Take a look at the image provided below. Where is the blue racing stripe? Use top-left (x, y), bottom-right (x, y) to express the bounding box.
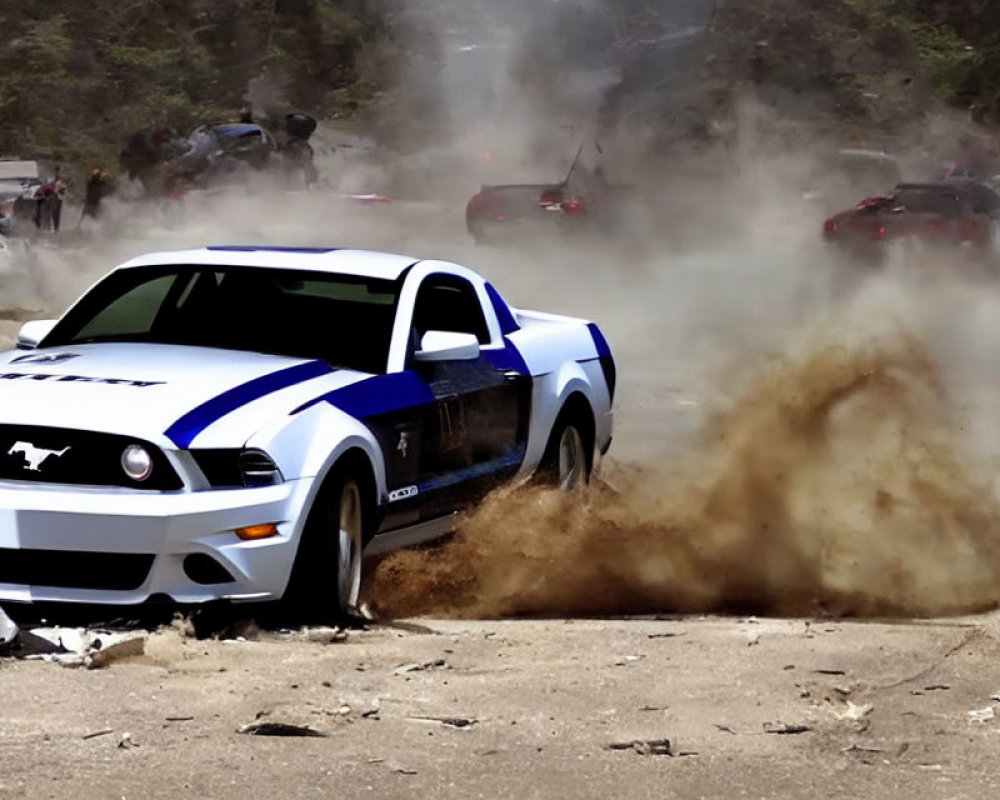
top-left (206, 245), bottom-right (339, 254)
top-left (292, 370), bottom-right (435, 418)
top-left (586, 322), bottom-right (612, 358)
top-left (485, 283), bottom-right (520, 334)
top-left (481, 339), bottom-right (530, 375)
top-left (166, 360), bottom-right (333, 447)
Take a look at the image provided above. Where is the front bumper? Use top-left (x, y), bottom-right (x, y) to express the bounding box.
top-left (0, 477), bottom-right (314, 605)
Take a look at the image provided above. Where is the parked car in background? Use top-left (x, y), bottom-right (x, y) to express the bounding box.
top-left (0, 159), bottom-right (41, 205)
top-left (466, 150), bottom-right (643, 244)
top-left (822, 181), bottom-right (999, 256)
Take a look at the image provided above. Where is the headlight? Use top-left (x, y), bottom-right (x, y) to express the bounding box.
top-left (121, 444), bottom-right (153, 482)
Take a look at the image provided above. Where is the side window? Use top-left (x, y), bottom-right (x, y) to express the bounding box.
top-left (412, 275), bottom-right (491, 345)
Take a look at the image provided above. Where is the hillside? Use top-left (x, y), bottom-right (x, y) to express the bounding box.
top-left (706, 0), bottom-right (1000, 133)
top-left (0, 0), bottom-right (381, 173)
top-left (2, 1), bottom-right (999, 181)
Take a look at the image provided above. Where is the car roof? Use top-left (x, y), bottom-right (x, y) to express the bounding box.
top-left (836, 149), bottom-right (896, 162)
top-left (118, 246), bottom-right (425, 281)
top-left (895, 182), bottom-right (968, 194)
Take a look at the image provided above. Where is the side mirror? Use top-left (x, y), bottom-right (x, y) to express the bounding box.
top-left (414, 330), bottom-right (480, 363)
top-left (16, 319), bottom-right (57, 350)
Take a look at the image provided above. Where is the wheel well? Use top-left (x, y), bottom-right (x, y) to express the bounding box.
top-left (555, 392), bottom-right (596, 470)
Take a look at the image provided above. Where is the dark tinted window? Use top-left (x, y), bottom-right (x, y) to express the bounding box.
top-left (894, 191), bottom-right (968, 217)
top-left (412, 274), bottom-right (490, 345)
top-left (46, 265), bottom-right (401, 373)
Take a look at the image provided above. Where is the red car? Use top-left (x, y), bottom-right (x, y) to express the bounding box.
top-left (465, 160), bottom-right (641, 244)
top-left (823, 181), bottom-right (999, 253)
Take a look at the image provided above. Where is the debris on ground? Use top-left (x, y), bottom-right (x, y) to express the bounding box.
top-left (763, 722), bottom-right (813, 734)
top-left (393, 658), bottom-right (448, 675)
top-left (117, 732), bottom-right (137, 749)
top-left (19, 628), bottom-right (147, 668)
top-left (968, 706), bottom-right (996, 724)
top-left (238, 722), bottom-right (329, 737)
top-left (301, 626), bottom-right (349, 644)
top-left (607, 738), bottom-right (674, 755)
top-left (832, 701), bottom-right (874, 722)
top-left (841, 743), bottom-right (886, 764)
top-left (406, 715), bottom-right (478, 729)
top-left (841, 744), bottom-right (885, 754)
top-left (0, 605), bottom-right (18, 647)
top-left (82, 729), bottom-right (115, 741)
top-left (86, 636), bottom-right (146, 669)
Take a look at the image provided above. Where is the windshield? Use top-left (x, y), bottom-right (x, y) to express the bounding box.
top-left (44, 265), bottom-right (401, 374)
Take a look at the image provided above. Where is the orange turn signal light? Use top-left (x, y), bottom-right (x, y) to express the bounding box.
top-left (235, 523), bottom-right (279, 541)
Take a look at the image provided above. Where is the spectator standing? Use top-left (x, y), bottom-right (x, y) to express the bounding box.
top-left (82, 168), bottom-right (108, 220)
top-left (34, 167), bottom-right (66, 232)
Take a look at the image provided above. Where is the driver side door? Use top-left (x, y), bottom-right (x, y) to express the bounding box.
top-left (382, 273), bottom-right (529, 525)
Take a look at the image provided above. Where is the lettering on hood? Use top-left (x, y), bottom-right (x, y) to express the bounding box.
top-left (0, 372), bottom-right (165, 387)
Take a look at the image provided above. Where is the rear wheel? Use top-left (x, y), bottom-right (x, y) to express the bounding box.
top-left (554, 424), bottom-right (587, 490)
top-left (537, 408), bottom-right (593, 490)
top-left (286, 471), bottom-right (365, 622)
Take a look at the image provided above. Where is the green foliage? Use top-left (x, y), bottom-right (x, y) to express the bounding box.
top-left (710, 0), bottom-right (1000, 132)
top-left (0, 0), bottom-right (383, 182)
top-left (843, 0), bottom-right (979, 97)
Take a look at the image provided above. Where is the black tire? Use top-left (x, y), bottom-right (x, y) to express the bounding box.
top-left (537, 408), bottom-right (593, 490)
top-left (285, 469), bottom-right (365, 623)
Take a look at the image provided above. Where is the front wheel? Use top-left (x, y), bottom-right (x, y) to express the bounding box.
top-left (334, 479), bottom-right (363, 613)
top-left (286, 473), bottom-right (365, 622)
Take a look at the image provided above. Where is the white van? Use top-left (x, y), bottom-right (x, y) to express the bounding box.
top-left (0, 159), bottom-right (42, 202)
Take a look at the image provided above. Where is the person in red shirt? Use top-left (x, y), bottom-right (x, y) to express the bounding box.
top-left (33, 167), bottom-right (66, 232)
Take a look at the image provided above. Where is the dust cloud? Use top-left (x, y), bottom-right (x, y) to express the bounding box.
top-left (356, 2), bottom-right (1000, 621)
top-left (370, 289), bottom-right (1000, 619)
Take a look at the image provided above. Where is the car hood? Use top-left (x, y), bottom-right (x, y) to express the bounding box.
top-left (0, 343), bottom-right (368, 447)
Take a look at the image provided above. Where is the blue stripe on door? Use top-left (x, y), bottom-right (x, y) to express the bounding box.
top-left (292, 370), bottom-right (436, 418)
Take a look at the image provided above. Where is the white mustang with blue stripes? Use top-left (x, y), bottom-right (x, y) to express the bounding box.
top-left (0, 246), bottom-right (615, 618)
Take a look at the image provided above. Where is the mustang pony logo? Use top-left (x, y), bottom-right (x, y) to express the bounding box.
top-left (10, 352), bottom-right (80, 365)
top-left (8, 441), bottom-right (71, 471)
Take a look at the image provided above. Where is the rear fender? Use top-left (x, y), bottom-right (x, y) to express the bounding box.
top-left (523, 361), bottom-right (596, 472)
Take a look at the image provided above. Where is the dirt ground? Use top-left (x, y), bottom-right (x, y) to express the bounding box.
top-left (0, 610), bottom-right (999, 799)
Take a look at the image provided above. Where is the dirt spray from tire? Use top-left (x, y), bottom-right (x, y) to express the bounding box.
top-left (368, 299), bottom-right (1000, 619)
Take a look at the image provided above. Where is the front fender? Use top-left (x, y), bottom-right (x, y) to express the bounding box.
top-left (247, 402), bottom-right (387, 502)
